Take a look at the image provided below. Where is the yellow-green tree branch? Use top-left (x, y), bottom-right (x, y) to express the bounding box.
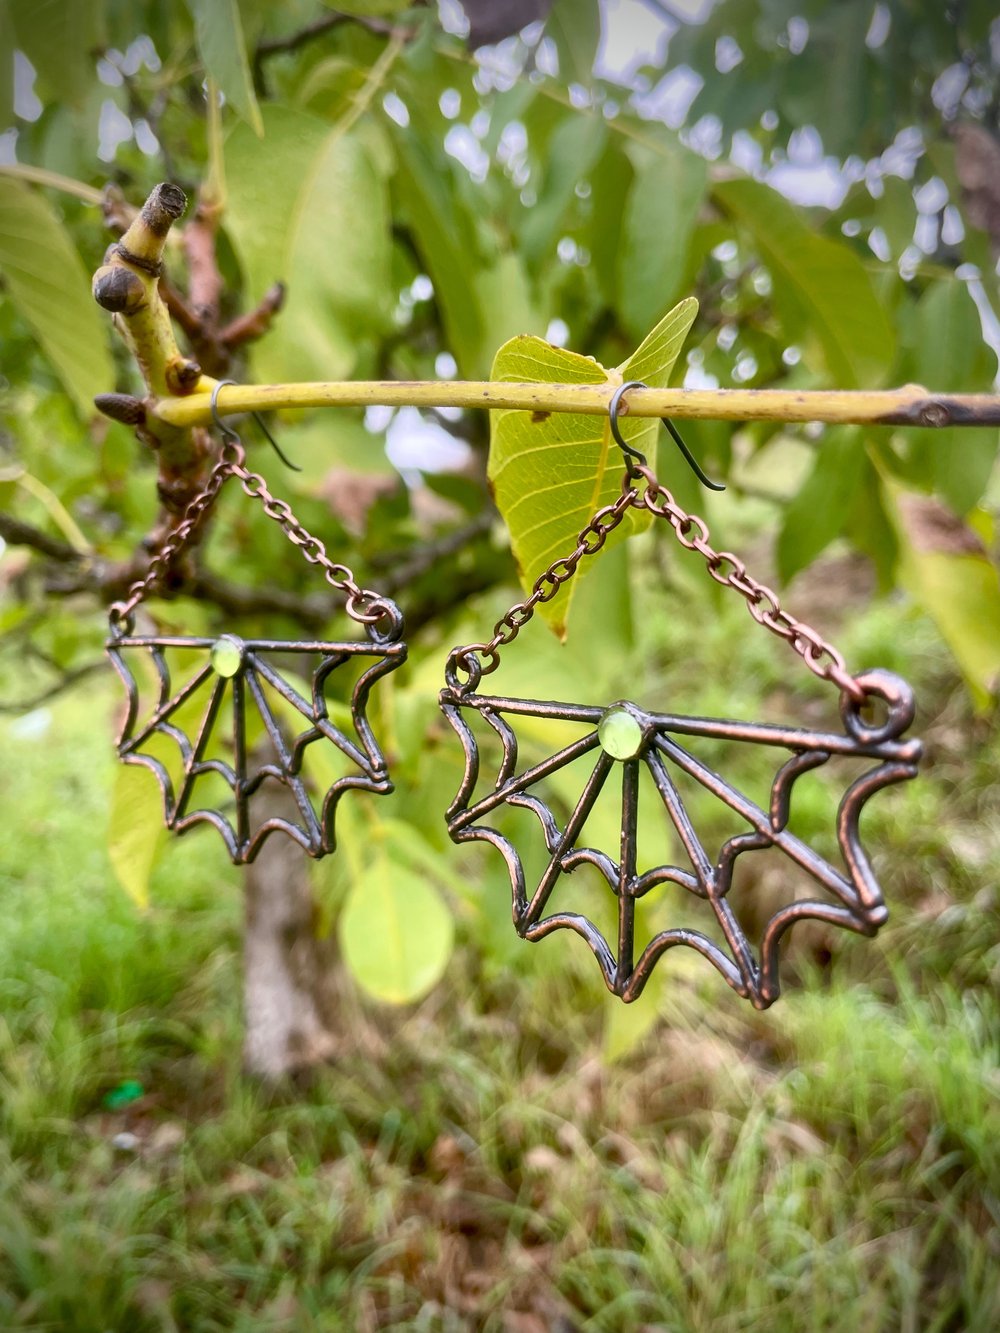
top-left (153, 379), bottom-right (1000, 431)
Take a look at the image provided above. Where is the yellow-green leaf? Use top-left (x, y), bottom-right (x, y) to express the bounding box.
top-left (0, 178), bottom-right (113, 416)
top-left (339, 852), bottom-right (454, 1004)
top-left (185, 0), bottom-right (262, 135)
top-left (107, 765), bottom-right (167, 908)
top-left (488, 297), bottom-right (698, 636)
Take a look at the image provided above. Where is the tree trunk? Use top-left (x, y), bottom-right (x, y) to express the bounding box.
top-left (242, 782), bottom-right (339, 1080)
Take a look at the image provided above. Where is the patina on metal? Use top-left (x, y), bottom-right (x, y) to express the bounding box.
top-left (106, 382), bottom-right (406, 864)
top-left (440, 385), bottom-right (922, 1009)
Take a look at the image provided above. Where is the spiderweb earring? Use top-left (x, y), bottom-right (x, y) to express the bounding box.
top-left (440, 383), bottom-right (921, 1009)
top-left (106, 382), bottom-right (406, 864)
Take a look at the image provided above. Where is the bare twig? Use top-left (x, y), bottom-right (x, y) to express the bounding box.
top-left (0, 661), bottom-right (105, 714)
top-left (0, 513), bottom-right (81, 563)
top-left (219, 282), bottom-right (286, 349)
top-left (373, 511), bottom-right (495, 590)
top-left (252, 8), bottom-right (416, 95)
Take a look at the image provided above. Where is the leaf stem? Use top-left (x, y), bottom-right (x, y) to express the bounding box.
top-left (0, 164), bottom-right (104, 205)
top-left (154, 380), bottom-right (1000, 430)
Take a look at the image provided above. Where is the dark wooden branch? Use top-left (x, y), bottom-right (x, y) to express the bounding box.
top-left (0, 513), bottom-right (82, 563)
top-left (0, 661), bottom-right (105, 714)
top-left (372, 511), bottom-right (495, 591)
top-left (219, 282), bottom-right (286, 349)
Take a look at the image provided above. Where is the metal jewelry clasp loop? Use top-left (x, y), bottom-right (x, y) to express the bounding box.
top-left (608, 379), bottom-right (726, 492)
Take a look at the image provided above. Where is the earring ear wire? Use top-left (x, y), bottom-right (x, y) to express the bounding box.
top-left (609, 379), bottom-right (726, 491)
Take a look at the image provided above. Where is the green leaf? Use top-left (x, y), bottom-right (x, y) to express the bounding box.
top-left (0, 178), bottom-right (113, 417)
top-left (879, 476), bottom-right (1000, 708)
top-left (390, 126), bottom-right (485, 376)
top-left (589, 142), bottom-right (634, 306)
top-left (185, 0), bottom-right (263, 136)
top-left (8, 0), bottom-right (104, 108)
top-left (914, 278), bottom-right (996, 390)
top-left (0, 1), bottom-right (13, 131)
top-left (776, 428), bottom-right (868, 583)
top-left (909, 280), bottom-right (998, 514)
top-left (321, 0), bottom-right (409, 14)
top-left (546, 0), bottom-right (601, 86)
top-left (618, 147), bottom-right (707, 340)
top-left (339, 851), bottom-right (454, 1004)
top-left (902, 549), bottom-right (1000, 709)
top-left (107, 765), bottom-right (167, 909)
top-left (714, 177), bottom-right (895, 387)
top-left (473, 253), bottom-right (544, 378)
top-left (488, 297), bottom-right (698, 636)
top-left (226, 106), bottom-right (391, 383)
top-left (519, 113), bottom-right (607, 267)
top-left (931, 427), bottom-right (998, 518)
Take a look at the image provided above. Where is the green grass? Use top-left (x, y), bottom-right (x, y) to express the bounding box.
top-left (0, 563), bottom-right (998, 1331)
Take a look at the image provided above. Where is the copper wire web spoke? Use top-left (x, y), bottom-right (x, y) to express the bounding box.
top-left (439, 685), bottom-right (922, 1008)
top-left (108, 633), bottom-right (406, 863)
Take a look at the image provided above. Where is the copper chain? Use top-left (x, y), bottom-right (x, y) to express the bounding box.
top-left (449, 466), bottom-right (866, 704)
top-left (109, 438), bottom-right (384, 631)
top-left (449, 487), bottom-right (636, 683)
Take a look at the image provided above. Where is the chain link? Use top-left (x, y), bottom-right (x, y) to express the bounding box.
top-left (109, 433), bottom-right (386, 632)
top-left (449, 463), bottom-right (866, 703)
top-left (633, 462), bottom-right (866, 702)
top-left (447, 487), bottom-right (636, 684)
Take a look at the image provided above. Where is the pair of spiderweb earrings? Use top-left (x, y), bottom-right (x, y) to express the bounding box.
top-left (107, 380), bottom-right (921, 1010)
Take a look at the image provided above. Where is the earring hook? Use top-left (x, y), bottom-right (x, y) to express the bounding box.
top-left (209, 379), bottom-right (302, 471)
top-left (608, 380), bottom-right (725, 492)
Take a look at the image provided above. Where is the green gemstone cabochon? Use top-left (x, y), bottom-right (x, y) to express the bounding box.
top-left (210, 636), bottom-right (244, 678)
top-left (598, 706), bottom-right (644, 760)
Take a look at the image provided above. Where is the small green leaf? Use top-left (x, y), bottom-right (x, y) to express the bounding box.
top-left (776, 428), bottom-right (868, 583)
top-left (488, 297), bottom-right (698, 636)
top-left (226, 107), bottom-right (391, 382)
top-left (8, 0), bottom-right (104, 108)
top-left (339, 852), bottom-right (454, 1004)
top-left (185, 0), bottom-right (262, 135)
top-left (545, 0), bottom-right (601, 86)
top-left (321, 0), bottom-right (409, 14)
top-left (618, 148), bottom-right (707, 340)
top-left (901, 281), bottom-right (999, 513)
top-left (879, 476), bottom-right (1000, 708)
top-left (714, 177), bottom-right (895, 387)
top-left (0, 1), bottom-right (13, 131)
top-left (519, 113), bottom-right (607, 267)
top-left (902, 548), bottom-right (1000, 708)
top-left (108, 765), bottom-right (167, 909)
top-left (473, 253), bottom-right (544, 377)
top-left (0, 178), bottom-right (113, 417)
top-left (391, 126), bottom-right (485, 376)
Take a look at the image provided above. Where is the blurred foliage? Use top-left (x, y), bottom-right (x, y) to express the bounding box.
top-left (0, 0), bottom-right (999, 1002)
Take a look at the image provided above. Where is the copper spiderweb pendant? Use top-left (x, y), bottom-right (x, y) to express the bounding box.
top-left (107, 389), bottom-right (406, 864)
